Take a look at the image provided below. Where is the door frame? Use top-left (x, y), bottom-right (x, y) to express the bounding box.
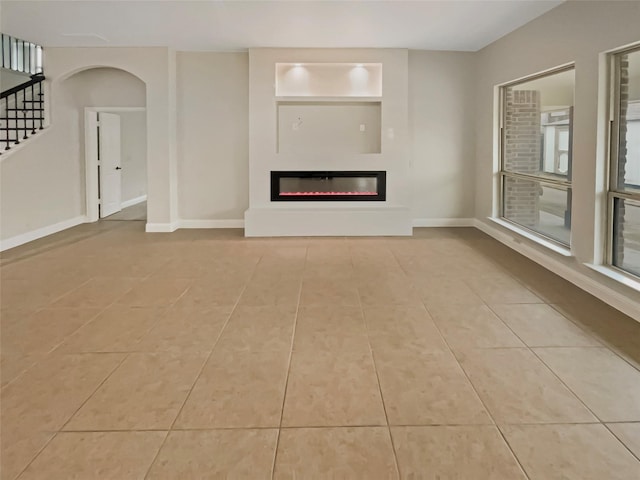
top-left (84, 107), bottom-right (147, 222)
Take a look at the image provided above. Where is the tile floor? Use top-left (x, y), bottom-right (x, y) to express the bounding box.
top-left (1, 222), bottom-right (640, 479)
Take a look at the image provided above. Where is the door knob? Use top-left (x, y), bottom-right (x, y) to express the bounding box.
top-left (115, 166), bottom-right (122, 170)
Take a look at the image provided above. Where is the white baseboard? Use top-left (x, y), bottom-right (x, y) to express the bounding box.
top-left (178, 219), bottom-right (245, 229)
top-left (160, 217), bottom-right (474, 232)
top-left (145, 221), bottom-right (179, 233)
top-left (121, 195), bottom-right (147, 209)
top-left (412, 218), bottom-right (475, 227)
top-left (0, 215), bottom-right (88, 252)
top-left (177, 217), bottom-right (475, 233)
top-left (474, 218), bottom-right (640, 322)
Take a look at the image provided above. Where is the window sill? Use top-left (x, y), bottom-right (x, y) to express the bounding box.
top-left (487, 217), bottom-right (572, 257)
top-left (584, 264), bottom-right (640, 292)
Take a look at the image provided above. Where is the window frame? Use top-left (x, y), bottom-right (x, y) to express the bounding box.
top-left (606, 45), bottom-right (640, 278)
top-left (498, 65), bottom-right (575, 248)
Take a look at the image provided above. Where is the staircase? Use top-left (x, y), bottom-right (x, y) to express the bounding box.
top-left (0, 34), bottom-right (45, 155)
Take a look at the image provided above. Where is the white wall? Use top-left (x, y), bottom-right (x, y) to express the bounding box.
top-left (278, 102), bottom-right (381, 154)
top-left (0, 67), bottom-right (145, 241)
top-left (177, 50), bottom-right (476, 225)
top-left (0, 69), bottom-right (31, 91)
top-left (1, 47), bottom-right (178, 243)
top-left (3, 48), bottom-right (478, 238)
top-left (409, 50), bottom-right (476, 222)
top-left (119, 110), bottom-right (147, 202)
top-left (42, 47), bottom-right (178, 230)
top-left (474, 1), bottom-right (640, 313)
top-left (176, 52), bottom-right (249, 222)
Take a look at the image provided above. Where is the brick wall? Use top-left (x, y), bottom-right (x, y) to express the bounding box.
top-left (503, 89), bottom-right (541, 227)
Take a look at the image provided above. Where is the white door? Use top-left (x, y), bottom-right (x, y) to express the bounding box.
top-left (98, 112), bottom-right (122, 218)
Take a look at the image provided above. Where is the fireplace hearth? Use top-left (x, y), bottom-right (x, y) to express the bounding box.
top-left (271, 171), bottom-right (386, 201)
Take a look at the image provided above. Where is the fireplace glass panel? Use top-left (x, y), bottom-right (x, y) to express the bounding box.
top-left (280, 176), bottom-right (377, 196)
top-left (271, 171), bottom-right (385, 201)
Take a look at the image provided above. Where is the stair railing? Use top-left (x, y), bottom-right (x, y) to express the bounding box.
top-left (1, 74), bottom-right (45, 153)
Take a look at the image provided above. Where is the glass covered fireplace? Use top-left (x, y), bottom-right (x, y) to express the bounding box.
top-left (271, 171), bottom-right (386, 201)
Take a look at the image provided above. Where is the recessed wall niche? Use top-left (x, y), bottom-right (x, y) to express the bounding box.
top-left (277, 101), bottom-right (381, 154)
top-left (275, 63), bottom-right (383, 154)
top-left (275, 63), bottom-right (382, 97)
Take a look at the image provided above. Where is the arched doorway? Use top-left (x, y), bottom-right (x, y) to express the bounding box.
top-left (58, 67), bottom-right (147, 223)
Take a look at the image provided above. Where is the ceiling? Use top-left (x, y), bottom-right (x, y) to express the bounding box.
top-left (0, 0), bottom-right (563, 52)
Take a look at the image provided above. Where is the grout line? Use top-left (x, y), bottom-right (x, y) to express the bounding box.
top-left (421, 300), bottom-right (532, 480)
top-left (45, 276), bottom-right (95, 307)
top-left (43, 306), bottom-right (113, 355)
top-left (546, 303), bottom-right (640, 374)
top-left (508, 344), bottom-right (604, 349)
top-left (52, 428), bottom-right (170, 433)
top-left (0, 359), bottom-right (40, 392)
top-left (57, 353), bottom-right (131, 433)
top-left (527, 346), bottom-right (605, 422)
top-left (480, 303), bottom-right (640, 464)
top-left (13, 351), bottom-right (131, 480)
top-left (357, 251), bottom-right (402, 480)
top-left (270, 247), bottom-right (306, 480)
top-left (47, 421), bottom-right (622, 433)
top-left (494, 424), bottom-right (533, 480)
top-left (36, 247), bottom-right (176, 363)
top-left (602, 423), bottom-right (640, 463)
top-left (483, 303), bottom-right (606, 425)
top-left (142, 256), bottom-right (261, 480)
top-left (141, 430), bottom-right (171, 480)
top-left (9, 431), bottom-right (60, 480)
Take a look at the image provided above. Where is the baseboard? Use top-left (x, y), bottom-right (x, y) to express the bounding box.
top-left (412, 218), bottom-right (475, 227)
top-left (0, 215), bottom-right (88, 252)
top-left (121, 195), bottom-right (147, 209)
top-left (178, 219), bottom-right (245, 229)
top-left (175, 218), bottom-right (472, 231)
top-left (474, 218), bottom-right (640, 322)
top-left (178, 217), bottom-right (473, 232)
top-left (145, 221), bottom-right (179, 233)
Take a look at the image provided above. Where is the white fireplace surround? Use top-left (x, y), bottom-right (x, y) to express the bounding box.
top-left (244, 48), bottom-right (412, 236)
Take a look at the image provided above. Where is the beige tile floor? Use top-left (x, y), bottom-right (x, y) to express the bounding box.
top-left (1, 222), bottom-right (640, 479)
